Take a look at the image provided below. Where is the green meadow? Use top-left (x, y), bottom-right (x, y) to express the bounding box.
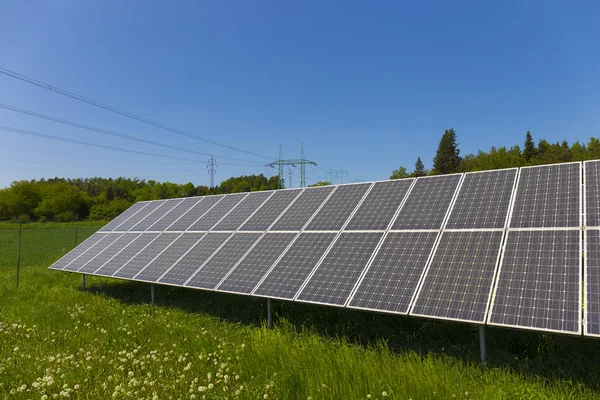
top-left (1, 223), bottom-right (599, 399)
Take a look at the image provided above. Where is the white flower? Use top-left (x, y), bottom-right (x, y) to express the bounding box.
top-left (41, 396), bottom-right (48, 400)
top-left (13, 347), bottom-right (19, 352)
top-left (198, 386), bottom-right (207, 392)
top-left (367, 395), bottom-right (372, 399)
top-left (208, 383), bottom-right (214, 389)
top-left (74, 384), bottom-right (80, 390)
top-left (382, 392), bottom-right (388, 397)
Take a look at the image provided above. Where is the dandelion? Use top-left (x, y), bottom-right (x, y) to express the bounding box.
top-left (41, 396), bottom-right (48, 400)
top-left (382, 391), bottom-right (388, 397)
top-left (208, 383), bottom-right (214, 389)
top-left (13, 347), bottom-right (19, 352)
top-left (198, 386), bottom-right (207, 392)
top-left (74, 384), bottom-right (80, 390)
top-left (367, 395), bottom-right (372, 399)
top-left (153, 396), bottom-right (159, 400)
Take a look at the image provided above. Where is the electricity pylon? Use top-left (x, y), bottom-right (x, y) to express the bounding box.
top-left (266, 143), bottom-right (317, 189)
top-left (326, 165), bottom-right (348, 184)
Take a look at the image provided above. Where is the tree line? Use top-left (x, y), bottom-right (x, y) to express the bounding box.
top-left (0, 174), bottom-right (280, 223)
top-left (391, 129), bottom-right (600, 179)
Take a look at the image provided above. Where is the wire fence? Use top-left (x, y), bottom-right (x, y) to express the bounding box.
top-left (0, 223), bottom-right (101, 286)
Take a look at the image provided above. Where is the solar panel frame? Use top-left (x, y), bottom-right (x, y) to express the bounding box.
top-left (584, 160), bottom-right (600, 228)
top-left (507, 162), bottom-right (582, 229)
top-left (444, 168), bottom-right (519, 230)
top-left (99, 201), bottom-right (150, 232)
top-left (585, 228), bottom-right (600, 337)
top-left (128, 198), bottom-right (184, 232)
top-left (487, 229), bottom-right (582, 335)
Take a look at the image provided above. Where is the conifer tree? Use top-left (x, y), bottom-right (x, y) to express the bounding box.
top-left (412, 156), bottom-right (426, 177)
top-left (523, 131), bottom-right (536, 162)
top-left (432, 128), bottom-right (461, 174)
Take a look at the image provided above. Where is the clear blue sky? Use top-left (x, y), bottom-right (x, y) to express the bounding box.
top-left (1, 0), bottom-right (598, 188)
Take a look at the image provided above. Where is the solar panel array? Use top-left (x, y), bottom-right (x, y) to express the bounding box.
top-left (51, 161), bottom-right (598, 336)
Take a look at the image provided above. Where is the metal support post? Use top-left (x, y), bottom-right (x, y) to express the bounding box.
top-left (75, 225), bottom-right (79, 246)
top-left (479, 325), bottom-right (486, 363)
top-left (151, 284), bottom-right (156, 305)
top-left (267, 299), bottom-right (273, 329)
top-left (81, 274), bottom-right (86, 291)
top-left (16, 223), bottom-right (22, 287)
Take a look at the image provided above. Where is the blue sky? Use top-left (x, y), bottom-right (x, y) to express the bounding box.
top-left (1, 0), bottom-right (598, 188)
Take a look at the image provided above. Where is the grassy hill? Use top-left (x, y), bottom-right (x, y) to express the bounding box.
top-left (1, 223), bottom-right (599, 399)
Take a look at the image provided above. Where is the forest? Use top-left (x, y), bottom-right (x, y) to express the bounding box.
top-left (1, 130), bottom-right (598, 222)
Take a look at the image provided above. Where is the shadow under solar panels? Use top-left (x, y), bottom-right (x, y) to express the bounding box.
top-left (347, 231), bottom-right (438, 314)
top-left (253, 232), bottom-right (338, 300)
top-left (410, 231), bottom-right (504, 324)
top-left (488, 230), bottom-right (581, 334)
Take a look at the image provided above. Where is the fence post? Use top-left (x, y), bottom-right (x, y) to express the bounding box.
top-left (16, 223), bottom-right (22, 287)
top-left (75, 224), bottom-right (79, 246)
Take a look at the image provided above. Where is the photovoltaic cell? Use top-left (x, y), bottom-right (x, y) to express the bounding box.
top-left (185, 233), bottom-right (261, 289)
top-left (95, 233), bottom-right (160, 277)
top-left (348, 231), bottom-right (438, 314)
top-left (49, 232), bottom-right (107, 270)
top-left (585, 160), bottom-right (600, 227)
top-left (488, 230), bottom-right (581, 334)
top-left (77, 233), bottom-right (140, 274)
top-left (148, 197), bottom-right (203, 231)
top-left (113, 233), bottom-right (179, 279)
top-left (509, 163), bottom-right (581, 228)
top-left (129, 199), bottom-right (182, 231)
top-left (445, 169), bottom-right (517, 229)
top-left (270, 186), bottom-right (335, 231)
top-left (159, 233), bottom-right (232, 286)
top-left (114, 201), bottom-right (165, 231)
top-left (586, 230), bottom-right (600, 336)
top-left (345, 179), bottom-right (414, 230)
top-left (240, 189), bottom-right (303, 231)
top-left (63, 233), bottom-right (124, 272)
top-left (392, 175), bottom-right (462, 230)
top-left (305, 183), bottom-right (372, 231)
top-left (296, 232), bottom-right (383, 306)
top-left (99, 202), bottom-right (148, 232)
top-left (216, 233), bottom-right (297, 294)
top-left (167, 195), bottom-right (223, 231)
top-left (134, 233), bottom-right (205, 282)
top-left (212, 191), bottom-right (273, 231)
top-left (253, 233), bottom-right (338, 299)
top-left (187, 193), bottom-right (248, 231)
top-left (411, 231), bottom-right (503, 323)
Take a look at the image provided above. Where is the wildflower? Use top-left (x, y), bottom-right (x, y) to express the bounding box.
top-left (198, 387), bottom-right (207, 392)
top-left (13, 347), bottom-right (19, 352)
top-left (264, 395), bottom-right (269, 399)
top-left (74, 384), bottom-right (80, 390)
top-left (208, 383), bottom-right (214, 389)
top-left (382, 392), bottom-right (388, 397)
top-left (41, 396), bottom-right (48, 400)
top-left (153, 396), bottom-right (159, 400)
top-left (367, 395), bottom-right (372, 399)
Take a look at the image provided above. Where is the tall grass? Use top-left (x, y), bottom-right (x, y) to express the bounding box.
top-left (1, 223), bottom-right (599, 399)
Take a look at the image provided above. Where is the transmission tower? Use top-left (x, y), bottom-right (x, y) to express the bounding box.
top-left (266, 143), bottom-right (317, 189)
top-left (288, 167), bottom-right (293, 188)
top-left (326, 165), bottom-right (348, 184)
top-left (207, 155), bottom-right (218, 188)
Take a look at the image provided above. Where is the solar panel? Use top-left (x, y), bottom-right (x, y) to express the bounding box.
top-left (62, 233), bottom-right (124, 272)
top-left (305, 183), bottom-right (372, 231)
top-left (585, 229), bottom-right (600, 336)
top-left (411, 231), bottom-right (503, 323)
top-left (253, 233), bottom-right (339, 299)
top-left (509, 162), bottom-right (581, 228)
top-left (296, 232), bottom-right (383, 306)
top-left (95, 233), bottom-right (160, 277)
top-left (134, 233), bottom-right (206, 282)
top-left (347, 231), bottom-right (438, 314)
top-left (113, 233), bottom-right (180, 279)
top-left (159, 233), bottom-right (232, 286)
top-left (113, 200), bottom-right (165, 231)
top-left (216, 233), bottom-right (297, 294)
top-left (488, 230), bottom-right (581, 334)
top-left (212, 191), bottom-right (273, 231)
top-left (77, 233), bottom-right (140, 274)
top-left (187, 193), bottom-right (248, 231)
top-left (392, 174), bottom-right (462, 230)
top-left (270, 186), bottom-right (335, 231)
top-left (184, 233), bottom-right (262, 289)
top-left (345, 179), bottom-right (414, 230)
top-left (585, 160), bottom-right (600, 227)
top-left (167, 195), bottom-right (223, 231)
top-left (240, 189), bottom-right (303, 231)
top-left (129, 199), bottom-right (182, 231)
top-left (148, 197), bottom-right (203, 231)
top-left (445, 169), bottom-right (517, 229)
top-left (99, 202), bottom-right (148, 232)
top-left (49, 232), bottom-right (107, 270)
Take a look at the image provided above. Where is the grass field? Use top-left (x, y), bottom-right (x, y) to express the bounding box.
top-left (1, 223), bottom-right (600, 399)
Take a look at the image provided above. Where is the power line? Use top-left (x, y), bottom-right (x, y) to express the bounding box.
top-left (0, 102), bottom-right (264, 164)
top-left (0, 35), bottom-right (75, 72)
top-left (0, 66), bottom-right (273, 160)
top-left (0, 125), bottom-right (206, 163)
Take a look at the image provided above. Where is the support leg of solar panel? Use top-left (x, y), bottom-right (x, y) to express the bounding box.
top-left (267, 299), bottom-right (273, 329)
top-left (151, 284), bottom-right (156, 306)
top-left (479, 326), bottom-right (486, 363)
top-left (81, 274), bottom-right (86, 291)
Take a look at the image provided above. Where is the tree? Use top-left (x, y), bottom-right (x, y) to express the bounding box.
top-left (432, 128), bottom-right (461, 174)
top-left (309, 181), bottom-right (330, 187)
top-left (523, 131), bottom-right (536, 162)
top-left (412, 157), bottom-right (426, 177)
top-left (390, 166), bottom-right (410, 180)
